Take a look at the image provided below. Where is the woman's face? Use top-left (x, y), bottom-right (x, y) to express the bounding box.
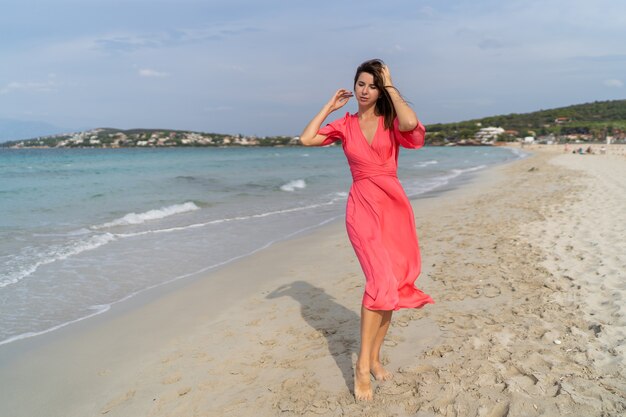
top-left (354, 72), bottom-right (380, 108)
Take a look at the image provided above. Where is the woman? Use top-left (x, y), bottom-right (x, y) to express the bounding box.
top-left (300, 59), bottom-right (434, 401)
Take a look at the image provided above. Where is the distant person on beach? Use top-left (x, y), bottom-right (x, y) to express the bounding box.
top-left (300, 59), bottom-right (434, 401)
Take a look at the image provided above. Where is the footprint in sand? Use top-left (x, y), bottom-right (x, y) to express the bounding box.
top-left (424, 344), bottom-right (454, 358)
top-left (160, 352), bottom-right (183, 364)
top-left (375, 376), bottom-right (415, 397)
top-left (190, 351), bottom-right (213, 362)
top-left (483, 285), bottom-right (502, 298)
top-left (259, 339), bottom-right (277, 347)
top-left (162, 372), bottom-right (182, 385)
top-left (100, 390), bottom-right (136, 414)
top-left (481, 402), bottom-right (510, 417)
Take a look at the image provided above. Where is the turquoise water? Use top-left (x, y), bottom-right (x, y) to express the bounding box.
top-left (0, 146), bottom-right (525, 345)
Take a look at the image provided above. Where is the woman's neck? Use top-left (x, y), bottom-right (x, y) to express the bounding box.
top-left (358, 105), bottom-right (378, 119)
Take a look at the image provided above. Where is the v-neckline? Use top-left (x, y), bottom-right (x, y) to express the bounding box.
top-left (357, 114), bottom-right (380, 148)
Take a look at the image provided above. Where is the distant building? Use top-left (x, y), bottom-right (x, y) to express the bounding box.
top-left (475, 127), bottom-right (505, 143)
top-left (537, 133), bottom-right (556, 144)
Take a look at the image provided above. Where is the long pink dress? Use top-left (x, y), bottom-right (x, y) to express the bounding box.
top-left (318, 112), bottom-right (434, 311)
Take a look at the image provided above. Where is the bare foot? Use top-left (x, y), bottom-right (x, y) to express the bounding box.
top-left (371, 361), bottom-right (393, 381)
top-left (354, 364), bottom-right (373, 401)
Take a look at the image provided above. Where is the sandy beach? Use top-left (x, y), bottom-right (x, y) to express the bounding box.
top-left (1, 149), bottom-right (625, 417)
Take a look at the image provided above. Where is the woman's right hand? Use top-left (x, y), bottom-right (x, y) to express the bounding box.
top-left (299, 89), bottom-right (352, 146)
top-left (326, 89), bottom-right (353, 112)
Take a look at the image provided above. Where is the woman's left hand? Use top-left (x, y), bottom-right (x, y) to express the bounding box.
top-left (381, 64), bottom-right (393, 87)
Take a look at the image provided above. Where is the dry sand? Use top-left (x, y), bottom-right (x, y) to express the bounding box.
top-left (1, 150), bottom-right (624, 417)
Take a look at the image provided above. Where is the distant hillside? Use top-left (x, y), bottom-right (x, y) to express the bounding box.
top-left (3, 99), bottom-right (625, 148)
top-left (1, 127), bottom-right (297, 148)
top-left (425, 99), bottom-right (626, 144)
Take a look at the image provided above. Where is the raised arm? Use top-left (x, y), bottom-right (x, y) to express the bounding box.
top-left (300, 89), bottom-right (353, 146)
top-left (381, 65), bottom-right (419, 132)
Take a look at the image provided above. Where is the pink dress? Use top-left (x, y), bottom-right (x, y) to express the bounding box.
top-left (318, 112), bottom-right (434, 311)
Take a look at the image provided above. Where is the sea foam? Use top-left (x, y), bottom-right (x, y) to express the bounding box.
top-left (415, 160), bottom-right (439, 168)
top-left (94, 202), bottom-right (200, 229)
top-left (403, 164), bottom-right (487, 198)
top-left (280, 179), bottom-right (306, 192)
top-left (0, 233), bottom-right (117, 289)
top-left (1, 202), bottom-right (200, 288)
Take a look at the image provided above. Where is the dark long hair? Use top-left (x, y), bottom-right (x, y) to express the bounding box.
top-left (353, 59), bottom-right (396, 130)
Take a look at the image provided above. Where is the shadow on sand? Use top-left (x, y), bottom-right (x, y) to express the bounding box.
top-left (267, 280), bottom-right (360, 392)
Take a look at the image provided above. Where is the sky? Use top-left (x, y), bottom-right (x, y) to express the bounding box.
top-left (1, 0), bottom-right (625, 137)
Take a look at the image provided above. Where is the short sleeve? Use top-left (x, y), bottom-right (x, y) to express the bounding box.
top-left (317, 112), bottom-right (349, 146)
top-left (393, 117), bottom-right (426, 149)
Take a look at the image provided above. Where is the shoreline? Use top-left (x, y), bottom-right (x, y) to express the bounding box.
top-left (0, 155), bottom-right (512, 413)
top-left (508, 142), bottom-right (626, 157)
top-left (2, 150), bottom-right (624, 416)
top-left (0, 148), bottom-right (523, 352)
top-left (0, 213), bottom-right (343, 350)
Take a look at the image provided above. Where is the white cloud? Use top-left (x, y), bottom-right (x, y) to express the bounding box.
top-left (138, 68), bottom-right (169, 78)
top-left (0, 79), bottom-right (59, 95)
top-left (92, 26), bottom-right (261, 54)
top-left (603, 79), bottom-right (623, 88)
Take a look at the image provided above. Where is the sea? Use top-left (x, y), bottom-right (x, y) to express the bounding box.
top-left (0, 145), bottom-right (525, 346)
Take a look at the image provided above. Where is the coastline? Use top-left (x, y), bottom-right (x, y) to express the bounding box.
top-left (0, 152), bottom-right (499, 359)
top-left (506, 142), bottom-right (626, 157)
top-left (1, 145), bottom-right (521, 348)
top-left (1, 150), bottom-right (624, 416)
